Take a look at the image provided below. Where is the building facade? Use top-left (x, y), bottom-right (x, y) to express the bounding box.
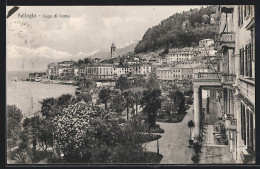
top-left (192, 5), bottom-right (255, 164)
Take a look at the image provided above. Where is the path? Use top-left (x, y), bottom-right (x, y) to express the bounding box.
top-left (199, 97), bottom-right (234, 164)
top-left (145, 105), bottom-right (194, 164)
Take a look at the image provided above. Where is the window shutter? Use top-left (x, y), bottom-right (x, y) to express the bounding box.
top-left (249, 43), bottom-right (252, 77)
top-left (245, 45), bottom-right (248, 76)
top-left (240, 48), bottom-right (244, 75)
top-left (238, 6), bottom-right (240, 26)
top-left (241, 6), bottom-right (243, 25)
top-left (241, 104), bottom-right (244, 142)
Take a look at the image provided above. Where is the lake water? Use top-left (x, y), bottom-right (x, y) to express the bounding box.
top-left (6, 72), bottom-right (76, 117)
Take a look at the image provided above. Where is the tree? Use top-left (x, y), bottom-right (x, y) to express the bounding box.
top-left (122, 91), bottom-right (135, 120)
top-left (133, 90), bottom-right (143, 115)
top-left (79, 78), bottom-right (96, 91)
top-left (132, 75), bottom-right (147, 88)
top-left (147, 72), bottom-right (160, 92)
top-left (169, 90), bottom-right (186, 121)
top-left (7, 105), bottom-right (23, 150)
top-left (77, 93), bottom-right (92, 104)
top-left (110, 94), bottom-right (125, 116)
top-left (39, 97), bottom-right (56, 118)
top-left (77, 59), bottom-right (84, 65)
top-left (83, 57), bottom-right (92, 64)
top-left (188, 120), bottom-right (195, 140)
top-left (51, 102), bottom-right (154, 163)
top-left (140, 89), bottom-right (161, 129)
top-left (115, 75), bottom-right (130, 92)
top-left (57, 94), bottom-right (73, 108)
top-left (98, 88), bottom-right (112, 110)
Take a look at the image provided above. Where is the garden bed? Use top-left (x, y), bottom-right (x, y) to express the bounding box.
top-left (157, 112), bottom-right (187, 123)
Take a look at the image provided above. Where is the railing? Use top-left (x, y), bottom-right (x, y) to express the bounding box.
top-left (193, 72), bottom-right (221, 80)
top-left (222, 74), bottom-right (236, 84)
top-left (238, 78), bottom-right (255, 104)
top-left (220, 32), bottom-right (235, 43)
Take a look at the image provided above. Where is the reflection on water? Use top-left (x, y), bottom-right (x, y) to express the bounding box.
top-left (6, 80), bottom-right (76, 117)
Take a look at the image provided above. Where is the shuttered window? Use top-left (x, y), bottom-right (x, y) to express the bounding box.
top-left (240, 48), bottom-right (244, 75)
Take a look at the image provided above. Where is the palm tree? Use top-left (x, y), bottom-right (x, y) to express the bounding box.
top-left (98, 88), bottom-right (111, 111)
top-left (169, 90), bottom-right (185, 122)
top-left (140, 89), bottom-right (161, 130)
top-left (122, 91), bottom-right (135, 120)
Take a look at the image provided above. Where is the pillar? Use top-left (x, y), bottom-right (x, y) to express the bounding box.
top-left (193, 85), bottom-right (201, 139)
top-left (234, 94), bottom-right (241, 163)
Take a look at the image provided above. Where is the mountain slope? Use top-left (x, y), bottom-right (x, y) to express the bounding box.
top-left (135, 6), bottom-right (219, 53)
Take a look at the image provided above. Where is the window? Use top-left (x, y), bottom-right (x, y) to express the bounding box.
top-left (240, 48), bottom-right (244, 75)
top-left (246, 43), bottom-right (252, 77)
top-left (246, 109), bottom-right (250, 147)
top-left (240, 44), bottom-right (253, 78)
top-left (241, 104), bottom-right (246, 145)
top-left (238, 5), bottom-right (243, 26)
top-left (244, 5), bottom-right (251, 19)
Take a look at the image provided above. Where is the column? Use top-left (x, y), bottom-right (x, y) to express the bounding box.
top-left (193, 85), bottom-right (201, 139)
top-left (234, 94), bottom-right (242, 163)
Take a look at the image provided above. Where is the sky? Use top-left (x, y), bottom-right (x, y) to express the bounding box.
top-left (6, 6), bottom-right (205, 71)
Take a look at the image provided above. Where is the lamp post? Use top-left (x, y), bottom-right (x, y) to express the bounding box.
top-left (157, 139), bottom-right (160, 154)
top-left (60, 145), bottom-right (64, 164)
top-left (60, 153), bottom-right (64, 164)
top-left (177, 107), bottom-right (179, 122)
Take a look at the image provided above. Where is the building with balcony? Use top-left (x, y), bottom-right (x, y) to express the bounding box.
top-left (192, 5), bottom-right (255, 164)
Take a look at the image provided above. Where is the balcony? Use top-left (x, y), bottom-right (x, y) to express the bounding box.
top-left (193, 72), bottom-right (237, 88)
top-left (238, 78), bottom-right (255, 105)
top-left (193, 72), bottom-right (223, 87)
top-left (222, 74), bottom-right (236, 86)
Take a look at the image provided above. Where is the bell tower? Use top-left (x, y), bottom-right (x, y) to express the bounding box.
top-left (111, 42), bottom-right (116, 58)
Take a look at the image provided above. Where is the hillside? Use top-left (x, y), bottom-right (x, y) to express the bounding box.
top-left (135, 6), bottom-right (219, 53)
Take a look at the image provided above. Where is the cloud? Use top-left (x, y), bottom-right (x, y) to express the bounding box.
top-left (7, 45), bottom-right (73, 60)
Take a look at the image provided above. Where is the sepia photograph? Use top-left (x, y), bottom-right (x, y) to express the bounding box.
top-left (6, 5), bottom-right (255, 165)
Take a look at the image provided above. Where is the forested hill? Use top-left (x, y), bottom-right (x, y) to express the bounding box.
top-left (134, 6), bottom-right (219, 54)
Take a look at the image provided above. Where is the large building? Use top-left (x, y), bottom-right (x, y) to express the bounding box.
top-left (85, 64), bottom-right (115, 80)
top-left (130, 64), bottom-right (152, 75)
top-left (192, 5), bottom-right (255, 164)
top-left (114, 65), bottom-right (131, 77)
top-left (166, 47), bottom-right (195, 64)
top-left (156, 64), bottom-right (210, 82)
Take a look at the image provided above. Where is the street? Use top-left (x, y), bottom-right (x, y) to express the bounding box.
top-left (145, 105), bottom-right (194, 164)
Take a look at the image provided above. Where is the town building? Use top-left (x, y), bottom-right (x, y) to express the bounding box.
top-left (114, 65), bottom-right (131, 77)
top-left (156, 64), bottom-right (210, 82)
top-left (166, 47), bottom-right (196, 64)
top-left (46, 62), bottom-right (59, 79)
top-left (85, 64), bottom-right (115, 80)
top-left (130, 64), bottom-right (152, 75)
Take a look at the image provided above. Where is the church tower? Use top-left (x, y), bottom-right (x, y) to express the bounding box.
top-left (111, 42), bottom-right (116, 58)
